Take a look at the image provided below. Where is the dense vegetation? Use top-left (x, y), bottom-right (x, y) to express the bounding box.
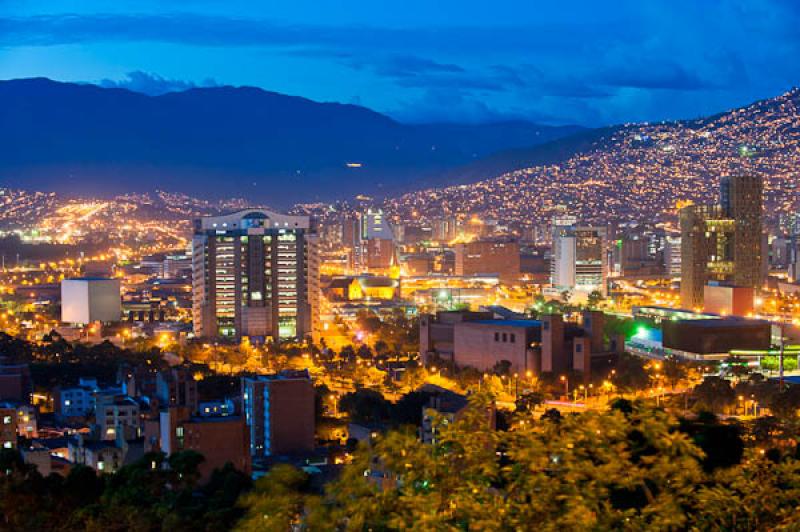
top-left (0, 450), bottom-right (250, 531)
top-left (238, 396), bottom-right (800, 531)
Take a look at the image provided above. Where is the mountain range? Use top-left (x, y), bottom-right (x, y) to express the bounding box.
top-left (0, 78), bottom-right (582, 206)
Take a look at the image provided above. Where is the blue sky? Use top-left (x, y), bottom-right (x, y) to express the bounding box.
top-left (1, 0), bottom-right (799, 125)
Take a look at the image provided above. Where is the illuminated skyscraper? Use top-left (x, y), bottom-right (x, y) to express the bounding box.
top-left (551, 224), bottom-right (607, 296)
top-left (680, 175), bottom-right (763, 309)
top-left (360, 208), bottom-right (394, 240)
top-left (345, 208), bottom-right (396, 273)
top-left (664, 235), bottom-right (682, 279)
top-left (721, 175), bottom-right (763, 288)
top-left (192, 209), bottom-right (319, 341)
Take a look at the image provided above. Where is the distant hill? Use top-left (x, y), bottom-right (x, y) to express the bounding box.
top-left (388, 88), bottom-right (800, 226)
top-left (426, 126), bottom-right (617, 188)
top-left (0, 78), bottom-right (582, 206)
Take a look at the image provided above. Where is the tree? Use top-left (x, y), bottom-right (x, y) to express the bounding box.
top-left (374, 340), bottom-right (389, 356)
top-left (662, 356), bottom-right (688, 388)
top-left (339, 388), bottom-right (392, 425)
top-left (391, 390), bottom-right (434, 427)
top-left (612, 352), bottom-right (650, 391)
top-left (168, 449), bottom-right (205, 489)
top-left (587, 290), bottom-right (604, 309)
top-left (338, 345), bottom-right (356, 364)
top-left (679, 416), bottom-right (744, 472)
top-left (356, 344), bottom-right (373, 360)
top-left (491, 359), bottom-right (512, 377)
top-left (769, 385), bottom-right (800, 421)
top-left (515, 391), bottom-right (545, 413)
top-left (693, 377), bottom-right (736, 414)
top-left (236, 465), bottom-right (310, 531)
top-left (285, 397), bottom-right (709, 530)
top-left (560, 289), bottom-right (572, 304)
top-left (314, 383), bottom-right (333, 421)
top-left (689, 454), bottom-right (800, 529)
top-left (400, 365), bottom-right (428, 392)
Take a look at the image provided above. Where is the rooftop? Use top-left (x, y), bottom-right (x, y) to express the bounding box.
top-left (63, 277), bottom-right (117, 282)
top-left (469, 319), bottom-right (542, 328)
top-left (672, 317), bottom-right (767, 327)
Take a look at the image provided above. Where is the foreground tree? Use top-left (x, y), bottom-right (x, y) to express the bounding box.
top-left (236, 465), bottom-right (310, 531)
top-left (237, 396), bottom-right (800, 530)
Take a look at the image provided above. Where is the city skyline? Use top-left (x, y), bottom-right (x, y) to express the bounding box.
top-left (2, 1), bottom-right (800, 125)
top-left (3, 4), bottom-right (800, 530)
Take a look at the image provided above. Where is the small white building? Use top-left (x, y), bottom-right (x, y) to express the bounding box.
top-left (61, 278), bottom-right (121, 324)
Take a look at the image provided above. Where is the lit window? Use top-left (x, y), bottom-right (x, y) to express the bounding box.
top-left (97, 461), bottom-right (105, 471)
top-left (2, 442), bottom-right (11, 449)
top-left (2, 416), bottom-right (10, 424)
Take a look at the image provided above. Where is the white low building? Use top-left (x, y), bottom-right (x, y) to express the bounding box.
top-left (61, 278), bottom-right (121, 324)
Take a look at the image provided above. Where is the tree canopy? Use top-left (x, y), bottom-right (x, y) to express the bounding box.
top-left (239, 395), bottom-right (800, 530)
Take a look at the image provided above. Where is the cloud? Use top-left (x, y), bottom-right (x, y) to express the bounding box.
top-left (97, 71), bottom-right (218, 95)
top-left (281, 48), bottom-right (354, 59)
top-left (0, 13), bottom-right (609, 54)
top-left (349, 55), bottom-right (464, 77)
top-left (296, 52), bottom-right (515, 92)
top-left (388, 88), bottom-right (540, 124)
top-left (340, 55), bottom-right (529, 92)
top-left (2, 4), bottom-right (797, 126)
top-left (598, 61), bottom-right (717, 91)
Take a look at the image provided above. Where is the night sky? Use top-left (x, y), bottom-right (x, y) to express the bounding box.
top-left (1, 0), bottom-right (799, 125)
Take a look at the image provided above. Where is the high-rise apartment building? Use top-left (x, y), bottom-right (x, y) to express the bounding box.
top-left (680, 175), bottom-right (763, 309)
top-left (241, 371), bottom-right (314, 458)
top-left (192, 209), bottom-right (319, 341)
top-left (721, 175), bottom-right (763, 288)
top-left (360, 208), bottom-right (394, 240)
top-left (551, 225), bottom-right (607, 295)
top-left (343, 208), bottom-right (397, 273)
top-left (664, 235), bottom-right (682, 279)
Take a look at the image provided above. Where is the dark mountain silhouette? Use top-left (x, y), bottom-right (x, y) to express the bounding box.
top-left (423, 126), bottom-right (618, 188)
top-left (0, 78), bottom-right (582, 206)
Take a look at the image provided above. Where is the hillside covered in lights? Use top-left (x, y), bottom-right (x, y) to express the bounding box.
top-left (387, 88), bottom-right (800, 226)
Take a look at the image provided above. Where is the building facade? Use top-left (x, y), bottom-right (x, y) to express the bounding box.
top-left (551, 225), bottom-right (607, 296)
top-left (61, 278), bottom-right (121, 325)
top-left (680, 175), bottom-right (763, 309)
top-left (241, 371), bottom-right (315, 459)
top-left (454, 240), bottom-right (521, 285)
top-left (192, 209), bottom-right (319, 341)
top-left (0, 404), bottom-right (17, 449)
top-left (158, 406), bottom-right (251, 481)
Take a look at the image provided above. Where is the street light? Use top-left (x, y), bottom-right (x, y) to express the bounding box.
top-left (560, 375), bottom-right (568, 397)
